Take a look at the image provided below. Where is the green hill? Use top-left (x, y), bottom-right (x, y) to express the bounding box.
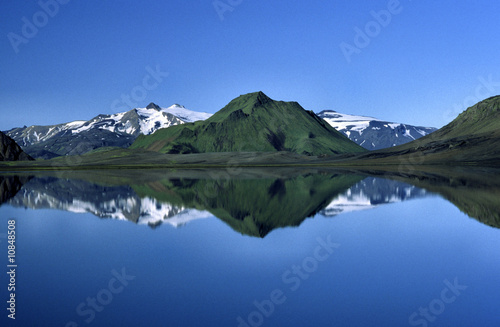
top-left (131, 92), bottom-right (366, 156)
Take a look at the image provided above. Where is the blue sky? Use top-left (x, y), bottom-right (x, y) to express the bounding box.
top-left (1, 0), bottom-right (500, 131)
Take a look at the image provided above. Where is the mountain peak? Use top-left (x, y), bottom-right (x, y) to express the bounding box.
top-left (219, 92), bottom-right (274, 116)
top-left (235, 91), bottom-right (272, 106)
top-left (251, 91), bottom-right (271, 104)
top-left (146, 102), bottom-right (161, 110)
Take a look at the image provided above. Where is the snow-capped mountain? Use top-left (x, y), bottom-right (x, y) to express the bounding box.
top-left (320, 177), bottom-right (430, 217)
top-left (317, 110), bottom-right (437, 150)
top-left (5, 103), bottom-right (213, 158)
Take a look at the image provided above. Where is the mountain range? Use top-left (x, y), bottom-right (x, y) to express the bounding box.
top-left (4, 103), bottom-right (211, 159)
top-left (1, 91), bottom-right (499, 166)
top-left (3, 92), bottom-right (438, 159)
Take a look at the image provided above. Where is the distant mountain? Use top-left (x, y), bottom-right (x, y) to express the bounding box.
top-left (132, 92), bottom-right (367, 156)
top-left (352, 95), bottom-right (500, 165)
top-left (317, 110), bottom-right (437, 150)
top-left (4, 95), bottom-right (439, 158)
top-left (5, 103), bottom-right (212, 159)
top-left (0, 131), bottom-right (34, 161)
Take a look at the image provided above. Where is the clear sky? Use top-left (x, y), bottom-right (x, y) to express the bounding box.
top-left (1, 0), bottom-right (500, 131)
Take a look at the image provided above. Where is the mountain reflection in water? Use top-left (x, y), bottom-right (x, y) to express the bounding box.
top-left (1, 167), bottom-right (499, 236)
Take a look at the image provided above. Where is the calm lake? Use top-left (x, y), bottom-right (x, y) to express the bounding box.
top-left (1, 168), bottom-right (499, 327)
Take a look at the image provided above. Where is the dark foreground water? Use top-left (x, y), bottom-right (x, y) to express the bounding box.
top-left (0, 169), bottom-right (499, 327)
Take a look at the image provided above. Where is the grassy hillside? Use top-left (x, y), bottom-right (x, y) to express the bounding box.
top-left (131, 92), bottom-right (366, 156)
top-left (435, 95), bottom-right (500, 138)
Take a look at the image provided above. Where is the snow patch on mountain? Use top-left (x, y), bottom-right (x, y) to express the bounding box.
top-left (135, 109), bottom-right (177, 135)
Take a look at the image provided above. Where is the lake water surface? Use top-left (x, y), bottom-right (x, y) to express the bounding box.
top-left (0, 168), bottom-right (499, 327)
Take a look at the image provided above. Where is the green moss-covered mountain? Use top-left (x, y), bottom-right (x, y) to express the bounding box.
top-left (0, 131), bottom-right (34, 161)
top-left (131, 92), bottom-right (366, 156)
